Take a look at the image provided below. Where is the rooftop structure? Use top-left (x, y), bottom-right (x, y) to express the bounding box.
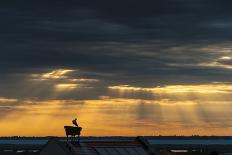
top-left (1, 136), bottom-right (232, 155)
top-left (39, 138), bottom-right (149, 155)
top-left (139, 136), bottom-right (232, 155)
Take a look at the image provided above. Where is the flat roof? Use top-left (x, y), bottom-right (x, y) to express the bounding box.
top-left (147, 139), bottom-right (232, 145)
top-left (0, 140), bottom-right (48, 145)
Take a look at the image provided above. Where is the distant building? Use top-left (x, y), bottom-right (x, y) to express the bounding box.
top-left (138, 136), bottom-right (232, 155)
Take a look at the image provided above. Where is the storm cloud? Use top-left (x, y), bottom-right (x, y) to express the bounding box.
top-left (0, 0), bottom-right (232, 100)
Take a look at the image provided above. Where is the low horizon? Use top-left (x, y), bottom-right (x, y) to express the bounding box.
top-left (1, 95), bottom-right (232, 137)
top-left (0, 1), bottom-right (232, 137)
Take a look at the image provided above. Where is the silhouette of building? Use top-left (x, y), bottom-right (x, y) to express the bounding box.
top-left (1, 136), bottom-right (232, 155)
top-left (139, 136), bottom-right (232, 155)
top-left (39, 137), bottom-right (148, 155)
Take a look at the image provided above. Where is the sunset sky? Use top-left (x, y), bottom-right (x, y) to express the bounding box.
top-left (0, 0), bottom-right (232, 136)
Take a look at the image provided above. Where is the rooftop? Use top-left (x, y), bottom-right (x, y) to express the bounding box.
top-left (39, 138), bottom-right (149, 155)
top-left (1, 136), bottom-right (232, 155)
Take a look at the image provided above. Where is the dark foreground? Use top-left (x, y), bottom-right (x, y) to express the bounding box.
top-left (0, 136), bottom-right (232, 155)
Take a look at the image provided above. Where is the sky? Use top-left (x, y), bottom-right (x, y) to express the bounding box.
top-left (0, 0), bottom-right (232, 136)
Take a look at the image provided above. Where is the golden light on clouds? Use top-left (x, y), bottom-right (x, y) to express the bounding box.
top-left (55, 83), bottom-right (79, 91)
top-left (219, 56), bottom-right (231, 60)
top-left (109, 85), bottom-right (154, 91)
top-left (0, 98), bottom-right (232, 136)
top-left (31, 69), bottom-right (75, 81)
top-left (1, 67), bottom-right (232, 136)
top-left (41, 69), bottom-right (74, 79)
top-left (197, 55), bottom-right (232, 69)
top-left (0, 97), bottom-right (18, 103)
top-left (29, 68), bottom-right (100, 92)
top-left (199, 62), bottom-right (232, 69)
top-left (153, 84), bottom-right (232, 94)
top-left (69, 78), bottom-right (99, 82)
top-left (109, 83), bottom-right (232, 94)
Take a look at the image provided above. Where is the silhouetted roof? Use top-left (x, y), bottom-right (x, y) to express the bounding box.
top-left (69, 139), bottom-right (149, 155)
top-left (95, 147), bottom-right (148, 155)
top-left (141, 136), bottom-right (232, 146)
top-left (3, 136), bottom-right (232, 155)
top-left (148, 139), bottom-right (232, 145)
top-left (39, 138), bottom-right (73, 155)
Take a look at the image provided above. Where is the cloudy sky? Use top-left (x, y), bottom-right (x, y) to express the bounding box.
top-left (0, 0), bottom-right (232, 136)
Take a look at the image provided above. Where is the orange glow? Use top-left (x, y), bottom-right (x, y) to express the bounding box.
top-left (69, 78), bottom-right (99, 82)
top-left (109, 83), bottom-right (232, 94)
top-left (41, 69), bottom-right (73, 79)
top-left (31, 69), bottom-right (74, 80)
top-left (0, 98), bottom-right (231, 136)
top-left (0, 97), bottom-right (18, 103)
top-left (55, 83), bottom-right (79, 91)
top-left (219, 56), bottom-right (231, 60)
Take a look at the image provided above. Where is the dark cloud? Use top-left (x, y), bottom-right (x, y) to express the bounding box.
top-left (217, 59), bottom-right (232, 65)
top-left (0, 0), bottom-right (232, 100)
